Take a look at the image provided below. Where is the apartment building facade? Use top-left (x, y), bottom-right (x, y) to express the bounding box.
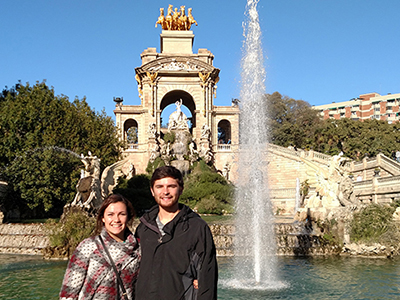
top-left (313, 92), bottom-right (400, 123)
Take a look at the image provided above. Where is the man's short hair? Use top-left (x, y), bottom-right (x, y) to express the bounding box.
top-left (150, 166), bottom-right (184, 189)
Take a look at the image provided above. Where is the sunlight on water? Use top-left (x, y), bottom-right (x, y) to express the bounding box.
top-left (219, 256), bottom-right (400, 299)
top-left (0, 254), bottom-right (67, 300)
top-left (1, 255), bottom-right (400, 299)
top-left (219, 278), bottom-right (288, 291)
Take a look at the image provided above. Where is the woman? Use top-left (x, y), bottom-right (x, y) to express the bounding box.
top-left (60, 194), bottom-right (141, 300)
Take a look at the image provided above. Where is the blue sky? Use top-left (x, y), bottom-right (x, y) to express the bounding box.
top-left (2, 0), bottom-right (400, 120)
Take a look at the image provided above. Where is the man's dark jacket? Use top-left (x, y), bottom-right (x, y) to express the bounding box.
top-left (135, 204), bottom-right (218, 300)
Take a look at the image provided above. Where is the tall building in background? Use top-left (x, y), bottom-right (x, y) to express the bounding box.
top-left (313, 92), bottom-right (400, 123)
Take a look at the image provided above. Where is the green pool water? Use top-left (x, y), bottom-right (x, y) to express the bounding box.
top-left (1, 254), bottom-right (399, 299)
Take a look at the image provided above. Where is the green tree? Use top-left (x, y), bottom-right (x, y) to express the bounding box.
top-left (307, 118), bottom-right (400, 160)
top-left (180, 161), bottom-right (234, 215)
top-left (115, 160), bottom-right (234, 216)
top-left (266, 92), bottom-right (321, 148)
top-left (126, 126), bottom-right (138, 144)
top-left (350, 203), bottom-right (400, 244)
top-left (113, 174), bottom-right (156, 216)
top-left (0, 81), bottom-right (123, 218)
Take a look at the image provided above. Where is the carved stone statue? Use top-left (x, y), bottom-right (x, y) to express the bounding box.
top-left (81, 151), bottom-right (100, 179)
top-left (148, 122), bottom-right (157, 138)
top-left (222, 162), bottom-right (231, 180)
top-left (200, 143), bottom-right (213, 164)
top-left (149, 143), bottom-right (160, 163)
top-left (100, 159), bottom-right (130, 198)
top-left (168, 99), bottom-right (189, 131)
top-left (232, 98), bottom-right (240, 106)
top-left (188, 141), bottom-right (199, 165)
top-left (337, 176), bottom-right (356, 207)
top-left (189, 141), bottom-right (198, 156)
top-left (160, 141), bottom-right (172, 166)
top-left (301, 155), bottom-right (358, 209)
top-left (69, 152), bottom-right (102, 211)
top-left (127, 163), bottom-right (135, 180)
top-left (201, 124), bottom-right (211, 139)
top-left (67, 153), bottom-right (136, 213)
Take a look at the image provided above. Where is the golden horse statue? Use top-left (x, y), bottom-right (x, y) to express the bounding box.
top-left (165, 4), bottom-right (173, 30)
top-left (187, 8), bottom-right (198, 30)
top-left (155, 8), bottom-right (166, 29)
top-left (178, 6), bottom-right (188, 30)
top-left (156, 6), bottom-right (197, 31)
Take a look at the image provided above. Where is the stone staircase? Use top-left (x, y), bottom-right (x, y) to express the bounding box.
top-left (0, 223), bottom-right (49, 255)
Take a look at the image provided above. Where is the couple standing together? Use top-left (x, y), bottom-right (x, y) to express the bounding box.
top-left (60, 166), bottom-right (218, 300)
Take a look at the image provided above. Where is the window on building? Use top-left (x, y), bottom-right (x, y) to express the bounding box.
top-left (217, 120), bottom-right (231, 144)
top-left (124, 119), bottom-right (138, 144)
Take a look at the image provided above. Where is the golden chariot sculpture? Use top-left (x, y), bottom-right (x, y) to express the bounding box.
top-left (155, 5), bottom-right (197, 31)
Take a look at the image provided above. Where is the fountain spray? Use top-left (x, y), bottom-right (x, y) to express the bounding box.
top-left (229, 0), bottom-right (285, 289)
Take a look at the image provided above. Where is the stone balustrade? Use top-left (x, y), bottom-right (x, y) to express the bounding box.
top-left (353, 175), bottom-right (400, 203)
top-left (216, 144), bottom-right (231, 151)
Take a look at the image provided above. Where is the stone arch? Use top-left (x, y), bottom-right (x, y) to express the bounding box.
top-left (217, 119), bottom-right (231, 144)
top-left (160, 90), bottom-right (196, 130)
top-left (124, 119), bottom-right (138, 144)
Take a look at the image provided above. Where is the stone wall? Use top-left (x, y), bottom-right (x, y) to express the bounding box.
top-left (0, 221), bottom-right (340, 257)
top-left (0, 220), bottom-right (394, 257)
top-left (0, 223), bottom-right (49, 255)
top-left (210, 222), bottom-right (341, 256)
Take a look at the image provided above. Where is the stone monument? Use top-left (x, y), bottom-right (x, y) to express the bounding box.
top-left (113, 5), bottom-right (239, 181)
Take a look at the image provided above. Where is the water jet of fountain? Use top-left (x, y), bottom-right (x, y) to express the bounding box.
top-left (226, 0), bottom-right (286, 290)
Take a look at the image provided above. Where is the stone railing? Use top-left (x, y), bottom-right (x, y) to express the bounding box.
top-left (352, 154), bottom-right (400, 178)
top-left (268, 144), bottom-right (299, 157)
top-left (217, 144), bottom-right (231, 151)
top-left (307, 151), bottom-right (332, 165)
top-left (365, 158), bottom-right (378, 169)
top-left (379, 155), bottom-right (400, 175)
top-left (127, 143), bottom-right (139, 150)
top-left (354, 175), bottom-right (400, 203)
top-left (268, 144), bottom-right (333, 167)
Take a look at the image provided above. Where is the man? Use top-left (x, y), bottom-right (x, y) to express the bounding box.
top-left (135, 166), bottom-right (218, 300)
